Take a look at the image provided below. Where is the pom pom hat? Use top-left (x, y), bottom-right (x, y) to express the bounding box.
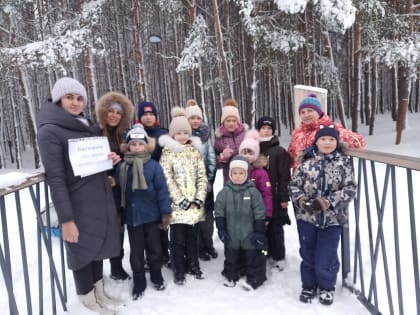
top-left (298, 94), bottom-right (323, 117)
top-left (221, 98), bottom-right (240, 124)
top-left (185, 99), bottom-right (203, 119)
top-left (239, 129), bottom-right (261, 157)
top-left (169, 107), bottom-right (192, 137)
top-left (313, 121), bottom-right (340, 144)
top-left (256, 116), bottom-right (276, 134)
top-left (51, 77), bottom-right (88, 106)
top-left (126, 123), bottom-right (148, 144)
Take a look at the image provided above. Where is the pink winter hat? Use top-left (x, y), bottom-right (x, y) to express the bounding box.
top-left (239, 129), bottom-right (261, 156)
top-left (221, 98), bottom-right (241, 123)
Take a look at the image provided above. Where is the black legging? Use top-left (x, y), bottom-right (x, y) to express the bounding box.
top-left (73, 260), bottom-right (103, 295)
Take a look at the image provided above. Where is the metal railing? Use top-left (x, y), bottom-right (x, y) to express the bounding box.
top-left (0, 148), bottom-right (419, 314)
top-left (0, 174), bottom-right (67, 315)
top-left (343, 149), bottom-right (420, 315)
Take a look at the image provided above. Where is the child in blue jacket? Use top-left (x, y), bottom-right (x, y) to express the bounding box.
top-left (115, 124), bottom-right (171, 300)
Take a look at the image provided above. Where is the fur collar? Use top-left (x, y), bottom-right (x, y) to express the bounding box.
top-left (159, 134), bottom-right (204, 155)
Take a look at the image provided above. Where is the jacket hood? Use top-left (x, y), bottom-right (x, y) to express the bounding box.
top-left (159, 134), bottom-right (204, 155)
top-left (251, 154), bottom-right (268, 169)
top-left (95, 92), bottom-right (134, 130)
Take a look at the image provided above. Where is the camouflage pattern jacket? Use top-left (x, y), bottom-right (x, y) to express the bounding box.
top-left (289, 143), bottom-right (357, 229)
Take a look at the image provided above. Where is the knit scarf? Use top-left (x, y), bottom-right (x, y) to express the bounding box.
top-left (119, 151), bottom-right (150, 208)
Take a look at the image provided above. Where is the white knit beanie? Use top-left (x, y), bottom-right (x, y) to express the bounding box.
top-left (126, 123), bottom-right (149, 144)
top-left (221, 98), bottom-right (240, 124)
top-left (51, 77), bottom-right (88, 106)
top-left (229, 155), bottom-right (249, 183)
top-left (185, 99), bottom-right (203, 119)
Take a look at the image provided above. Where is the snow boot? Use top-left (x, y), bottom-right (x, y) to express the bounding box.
top-left (110, 257), bottom-right (131, 281)
top-left (80, 289), bottom-right (114, 315)
top-left (132, 272), bottom-right (146, 300)
top-left (94, 279), bottom-right (122, 307)
top-left (299, 287), bottom-right (317, 303)
top-left (319, 289), bottom-right (334, 305)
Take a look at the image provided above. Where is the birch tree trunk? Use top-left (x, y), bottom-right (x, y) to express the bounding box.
top-left (351, 12), bottom-right (361, 132)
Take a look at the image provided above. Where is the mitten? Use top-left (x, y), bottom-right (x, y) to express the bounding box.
top-left (251, 232), bottom-right (266, 250)
top-left (221, 147), bottom-right (234, 160)
top-left (179, 198), bottom-right (191, 210)
top-left (311, 197), bottom-right (330, 211)
top-left (279, 207), bottom-right (291, 225)
top-left (298, 197), bottom-right (311, 210)
top-left (217, 230), bottom-right (230, 243)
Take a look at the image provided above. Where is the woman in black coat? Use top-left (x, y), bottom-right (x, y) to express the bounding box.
top-left (36, 77), bottom-right (121, 314)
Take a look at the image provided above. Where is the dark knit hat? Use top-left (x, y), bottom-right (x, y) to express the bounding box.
top-left (51, 77), bottom-right (87, 106)
top-left (314, 121), bottom-right (339, 144)
top-left (299, 94), bottom-right (323, 116)
top-left (256, 116), bottom-right (276, 134)
top-left (138, 101), bottom-right (158, 119)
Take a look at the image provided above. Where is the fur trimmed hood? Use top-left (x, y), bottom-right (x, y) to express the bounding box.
top-left (159, 134), bottom-right (204, 155)
top-left (95, 92), bottom-right (134, 130)
top-left (252, 154), bottom-right (268, 169)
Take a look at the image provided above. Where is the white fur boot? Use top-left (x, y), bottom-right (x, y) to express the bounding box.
top-left (79, 289), bottom-right (114, 315)
top-left (94, 279), bottom-right (122, 307)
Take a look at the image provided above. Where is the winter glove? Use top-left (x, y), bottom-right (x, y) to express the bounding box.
top-left (160, 214), bottom-right (171, 230)
top-left (250, 232), bottom-right (266, 250)
top-left (279, 207), bottom-right (291, 225)
top-left (311, 197), bottom-right (330, 211)
top-left (217, 230), bottom-right (230, 243)
top-left (179, 198), bottom-right (191, 210)
top-left (298, 197), bottom-right (312, 211)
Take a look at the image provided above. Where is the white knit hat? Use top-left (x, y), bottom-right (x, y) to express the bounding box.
top-left (239, 129), bottom-right (261, 156)
top-left (126, 123), bottom-right (148, 144)
top-left (185, 99), bottom-right (203, 119)
top-left (169, 107), bottom-right (192, 137)
top-left (51, 77), bottom-right (88, 106)
top-left (229, 155), bottom-right (249, 183)
top-left (221, 98), bottom-right (240, 124)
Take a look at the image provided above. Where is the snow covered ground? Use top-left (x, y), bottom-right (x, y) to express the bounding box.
top-left (1, 113), bottom-right (419, 314)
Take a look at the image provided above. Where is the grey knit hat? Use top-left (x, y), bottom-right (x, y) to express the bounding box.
top-left (51, 77), bottom-right (88, 106)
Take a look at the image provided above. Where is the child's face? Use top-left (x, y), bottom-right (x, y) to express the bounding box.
top-left (316, 136), bottom-right (337, 154)
top-left (173, 131), bottom-right (190, 144)
top-left (230, 168), bottom-right (247, 185)
top-left (223, 117), bottom-right (239, 132)
top-left (240, 149), bottom-right (257, 164)
top-left (129, 141), bottom-right (147, 153)
top-left (188, 115), bottom-right (202, 129)
top-left (140, 112), bottom-right (156, 128)
top-left (259, 125), bottom-right (273, 137)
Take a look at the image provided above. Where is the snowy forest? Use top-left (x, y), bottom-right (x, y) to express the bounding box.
top-left (0, 0), bottom-right (419, 169)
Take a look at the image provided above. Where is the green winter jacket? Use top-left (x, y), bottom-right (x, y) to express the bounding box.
top-left (215, 179), bottom-right (265, 250)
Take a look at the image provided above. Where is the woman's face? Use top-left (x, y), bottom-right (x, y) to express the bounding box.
top-left (223, 117), bottom-right (239, 132)
top-left (60, 94), bottom-right (84, 115)
top-left (299, 108), bottom-right (320, 125)
top-left (188, 116), bottom-right (202, 129)
top-left (106, 109), bottom-right (123, 127)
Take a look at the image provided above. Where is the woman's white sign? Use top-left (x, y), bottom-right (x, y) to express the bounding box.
top-left (68, 136), bottom-right (112, 177)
